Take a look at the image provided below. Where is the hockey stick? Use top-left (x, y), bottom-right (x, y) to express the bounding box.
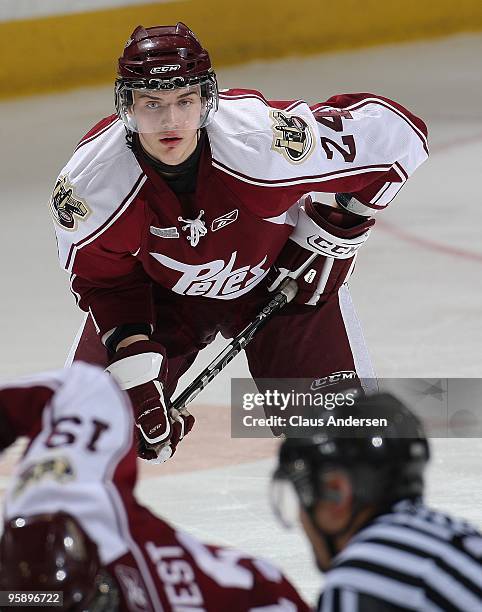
top-left (170, 252), bottom-right (318, 412)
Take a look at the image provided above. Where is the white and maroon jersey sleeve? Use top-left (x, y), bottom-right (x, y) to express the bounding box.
top-left (139, 528), bottom-right (310, 611)
top-left (207, 89), bottom-right (428, 217)
top-left (49, 116), bottom-right (145, 273)
top-left (0, 371), bottom-right (62, 449)
top-left (1, 364), bottom-right (310, 611)
top-left (3, 363), bottom-right (138, 566)
top-left (48, 116), bottom-right (154, 337)
top-left (311, 92), bottom-right (429, 213)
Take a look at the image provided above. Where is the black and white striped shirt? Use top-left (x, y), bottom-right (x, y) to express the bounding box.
top-left (318, 499), bottom-right (482, 611)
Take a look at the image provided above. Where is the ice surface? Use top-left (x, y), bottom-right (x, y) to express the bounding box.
top-left (1, 32), bottom-right (482, 605)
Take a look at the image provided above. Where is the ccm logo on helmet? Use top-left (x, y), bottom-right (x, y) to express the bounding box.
top-left (150, 65), bottom-right (181, 74)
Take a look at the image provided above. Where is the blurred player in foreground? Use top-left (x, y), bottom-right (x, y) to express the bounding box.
top-left (49, 23), bottom-right (429, 462)
top-left (271, 393), bottom-right (482, 611)
top-left (0, 362), bottom-right (309, 611)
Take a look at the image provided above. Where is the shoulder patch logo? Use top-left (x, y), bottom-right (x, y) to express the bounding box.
top-left (50, 175), bottom-right (91, 231)
top-left (270, 110), bottom-right (315, 164)
top-left (211, 209), bottom-right (239, 231)
top-left (13, 456), bottom-right (74, 499)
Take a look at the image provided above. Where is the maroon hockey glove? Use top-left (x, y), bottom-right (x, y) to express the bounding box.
top-left (106, 340), bottom-right (195, 463)
top-left (0, 410), bottom-right (16, 453)
top-left (268, 196), bottom-right (375, 305)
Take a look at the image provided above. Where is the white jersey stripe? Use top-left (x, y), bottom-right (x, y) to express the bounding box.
top-left (323, 567), bottom-right (436, 610)
top-left (69, 273), bottom-right (82, 305)
top-left (102, 387), bottom-right (164, 611)
top-left (345, 98), bottom-right (429, 153)
top-left (372, 181), bottom-right (405, 208)
top-left (371, 181), bottom-right (393, 205)
top-left (350, 523), bottom-right (482, 587)
top-left (74, 117), bottom-right (120, 153)
top-left (338, 284), bottom-right (377, 390)
top-left (341, 589), bottom-right (358, 612)
top-left (211, 160), bottom-right (392, 188)
top-left (64, 312), bottom-right (88, 368)
top-left (320, 587), bottom-right (333, 612)
top-left (376, 511), bottom-right (454, 539)
top-left (105, 484), bottom-right (162, 612)
top-left (312, 97), bottom-right (429, 153)
top-left (66, 174), bottom-right (147, 273)
top-left (219, 92), bottom-right (270, 104)
top-left (394, 161), bottom-right (409, 180)
top-left (0, 372), bottom-right (63, 391)
top-left (336, 542), bottom-right (482, 610)
top-left (306, 258), bottom-right (334, 306)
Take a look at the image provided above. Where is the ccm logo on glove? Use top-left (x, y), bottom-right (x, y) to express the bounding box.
top-left (290, 196), bottom-right (373, 260)
top-left (306, 232), bottom-right (368, 258)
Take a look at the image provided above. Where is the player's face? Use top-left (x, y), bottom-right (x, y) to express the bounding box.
top-left (131, 88), bottom-right (202, 165)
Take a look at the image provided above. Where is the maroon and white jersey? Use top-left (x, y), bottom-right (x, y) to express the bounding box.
top-left (49, 89), bottom-right (428, 338)
top-left (0, 363), bottom-right (310, 611)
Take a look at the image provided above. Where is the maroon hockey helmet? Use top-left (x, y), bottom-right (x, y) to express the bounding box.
top-left (115, 23), bottom-right (219, 133)
top-left (0, 512), bottom-right (119, 611)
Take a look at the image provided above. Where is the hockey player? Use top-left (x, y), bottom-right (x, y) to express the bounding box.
top-left (0, 362), bottom-right (310, 611)
top-left (271, 393), bottom-right (482, 610)
top-left (49, 23), bottom-right (429, 462)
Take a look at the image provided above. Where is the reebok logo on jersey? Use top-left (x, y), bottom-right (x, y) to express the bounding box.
top-left (150, 225), bottom-right (180, 239)
top-left (211, 209), bottom-right (239, 232)
top-left (149, 250), bottom-right (268, 299)
top-left (50, 175), bottom-right (91, 231)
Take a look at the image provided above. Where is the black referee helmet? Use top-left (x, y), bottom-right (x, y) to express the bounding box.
top-left (271, 392), bottom-right (430, 528)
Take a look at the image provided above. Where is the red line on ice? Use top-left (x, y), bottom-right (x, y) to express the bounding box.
top-left (377, 131), bottom-right (482, 263)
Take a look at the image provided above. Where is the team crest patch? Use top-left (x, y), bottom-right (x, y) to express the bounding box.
top-left (270, 110), bottom-right (315, 164)
top-left (50, 175), bottom-right (91, 231)
top-left (13, 456), bottom-right (74, 498)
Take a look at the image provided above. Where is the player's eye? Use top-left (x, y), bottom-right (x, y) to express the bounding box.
top-left (178, 99), bottom-right (193, 107)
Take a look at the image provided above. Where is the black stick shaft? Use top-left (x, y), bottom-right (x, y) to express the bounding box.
top-left (170, 252), bottom-right (317, 412)
top-left (170, 284), bottom-right (292, 411)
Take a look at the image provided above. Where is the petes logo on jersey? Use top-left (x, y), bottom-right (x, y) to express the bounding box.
top-left (50, 175), bottom-right (91, 231)
top-left (270, 110), bottom-right (315, 164)
top-left (211, 209), bottom-right (239, 232)
top-left (150, 250), bottom-right (268, 299)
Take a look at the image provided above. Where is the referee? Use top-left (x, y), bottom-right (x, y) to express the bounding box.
top-left (271, 393), bottom-right (482, 611)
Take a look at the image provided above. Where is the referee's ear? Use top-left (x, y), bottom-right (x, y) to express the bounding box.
top-left (314, 470), bottom-right (354, 534)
